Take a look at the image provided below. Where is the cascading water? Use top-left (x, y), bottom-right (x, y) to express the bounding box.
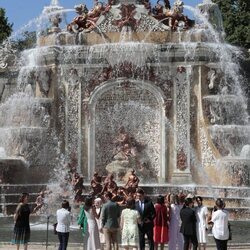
top-left (0, 0), bottom-right (249, 223)
top-left (189, 3), bottom-right (249, 188)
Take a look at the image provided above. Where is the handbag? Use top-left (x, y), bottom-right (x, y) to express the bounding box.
top-left (228, 223), bottom-right (232, 240)
top-left (53, 223), bottom-right (58, 235)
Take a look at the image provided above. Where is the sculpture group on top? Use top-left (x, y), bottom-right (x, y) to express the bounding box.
top-left (67, 0), bottom-right (194, 33)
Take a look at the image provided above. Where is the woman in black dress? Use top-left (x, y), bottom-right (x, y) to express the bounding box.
top-left (12, 192), bottom-right (31, 250)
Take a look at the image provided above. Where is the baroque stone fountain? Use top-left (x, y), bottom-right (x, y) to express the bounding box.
top-left (0, 0), bottom-right (249, 217)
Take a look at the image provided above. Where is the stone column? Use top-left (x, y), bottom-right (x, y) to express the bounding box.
top-left (171, 66), bottom-right (192, 184)
top-left (64, 68), bottom-right (81, 169)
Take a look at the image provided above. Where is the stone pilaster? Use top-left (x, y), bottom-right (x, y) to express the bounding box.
top-left (171, 66), bottom-right (192, 184)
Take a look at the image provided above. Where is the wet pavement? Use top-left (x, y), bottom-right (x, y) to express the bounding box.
top-left (1, 217), bottom-right (250, 249)
top-left (0, 242), bottom-right (250, 250)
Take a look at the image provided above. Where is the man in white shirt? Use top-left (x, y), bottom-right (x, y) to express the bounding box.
top-left (56, 200), bottom-right (71, 250)
top-left (209, 198), bottom-right (229, 250)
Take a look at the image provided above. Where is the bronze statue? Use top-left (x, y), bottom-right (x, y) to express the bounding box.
top-left (67, 4), bottom-right (92, 32)
top-left (32, 191), bottom-right (45, 214)
top-left (101, 173), bottom-right (118, 194)
top-left (153, 0), bottom-right (193, 30)
top-left (124, 169), bottom-right (140, 194)
top-left (90, 171), bottom-right (103, 195)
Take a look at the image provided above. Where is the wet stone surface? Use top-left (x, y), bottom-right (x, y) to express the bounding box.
top-left (0, 217), bottom-right (249, 244)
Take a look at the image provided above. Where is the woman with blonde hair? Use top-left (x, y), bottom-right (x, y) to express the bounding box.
top-left (168, 193), bottom-right (184, 250)
top-left (94, 197), bottom-right (105, 250)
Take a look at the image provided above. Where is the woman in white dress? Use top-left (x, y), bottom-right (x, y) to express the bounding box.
top-left (94, 197), bottom-right (105, 250)
top-left (78, 195), bottom-right (101, 250)
top-left (195, 196), bottom-right (209, 250)
top-left (120, 198), bottom-right (141, 250)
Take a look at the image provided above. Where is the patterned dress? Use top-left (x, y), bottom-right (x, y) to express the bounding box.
top-left (12, 203), bottom-right (31, 244)
top-left (121, 208), bottom-right (140, 247)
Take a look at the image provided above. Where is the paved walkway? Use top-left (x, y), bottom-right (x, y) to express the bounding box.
top-left (1, 243), bottom-right (250, 250)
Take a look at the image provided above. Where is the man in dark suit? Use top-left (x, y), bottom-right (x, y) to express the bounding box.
top-left (100, 191), bottom-right (121, 250)
top-left (135, 188), bottom-right (156, 250)
top-left (180, 197), bottom-right (198, 250)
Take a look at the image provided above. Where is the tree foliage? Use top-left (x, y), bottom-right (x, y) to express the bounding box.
top-left (0, 8), bottom-right (13, 43)
top-left (212, 0), bottom-right (250, 49)
top-left (14, 31), bottom-right (36, 51)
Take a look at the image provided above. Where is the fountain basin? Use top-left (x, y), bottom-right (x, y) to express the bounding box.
top-left (203, 95), bottom-right (248, 125)
top-left (37, 30), bottom-right (214, 47)
top-left (208, 125), bottom-right (250, 156)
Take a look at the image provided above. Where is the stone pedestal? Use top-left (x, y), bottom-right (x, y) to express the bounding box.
top-left (171, 171), bottom-right (193, 185)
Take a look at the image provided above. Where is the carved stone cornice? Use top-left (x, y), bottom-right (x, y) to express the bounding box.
top-left (81, 63), bottom-right (173, 100)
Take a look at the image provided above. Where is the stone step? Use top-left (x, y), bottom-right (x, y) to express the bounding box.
top-left (0, 183), bottom-right (249, 219)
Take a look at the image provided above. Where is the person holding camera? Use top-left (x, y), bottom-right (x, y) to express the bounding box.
top-left (56, 200), bottom-right (71, 250)
top-left (209, 198), bottom-right (229, 250)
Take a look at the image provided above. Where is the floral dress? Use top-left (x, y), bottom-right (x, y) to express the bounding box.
top-left (121, 208), bottom-right (140, 247)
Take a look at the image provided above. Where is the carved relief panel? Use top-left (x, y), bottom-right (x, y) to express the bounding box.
top-left (175, 66), bottom-right (190, 171)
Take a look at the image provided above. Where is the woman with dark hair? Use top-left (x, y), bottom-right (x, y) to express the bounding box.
top-left (120, 198), bottom-right (141, 249)
top-left (12, 193), bottom-right (31, 250)
top-left (209, 198), bottom-right (229, 250)
top-left (153, 195), bottom-right (170, 250)
top-left (78, 195), bottom-right (101, 250)
top-left (180, 198), bottom-right (198, 250)
top-left (56, 200), bottom-right (71, 250)
top-left (195, 196), bottom-right (209, 250)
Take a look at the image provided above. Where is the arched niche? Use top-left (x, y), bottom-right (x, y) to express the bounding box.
top-left (87, 79), bottom-right (167, 183)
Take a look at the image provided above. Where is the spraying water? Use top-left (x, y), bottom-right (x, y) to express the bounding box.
top-left (0, 0), bottom-right (249, 221)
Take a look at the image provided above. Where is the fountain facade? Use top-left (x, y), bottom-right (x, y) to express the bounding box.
top-left (0, 0), bottom-right (249, 216)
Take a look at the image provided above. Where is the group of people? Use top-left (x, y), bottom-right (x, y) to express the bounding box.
top-left (11, 187), bottom-right (230, 250)
top-left (54, 189), bottom-right (230, 250)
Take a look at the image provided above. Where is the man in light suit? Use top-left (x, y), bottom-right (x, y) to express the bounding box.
top-left (180, 198), bottom-right (198, 250)
top-left (100, 191), bottom-right (121, 250)
top-left (135, 188), bottom-right (156, 250)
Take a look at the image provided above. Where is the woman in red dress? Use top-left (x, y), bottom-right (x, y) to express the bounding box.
top-left (153, 195), bottom-right (170, 250)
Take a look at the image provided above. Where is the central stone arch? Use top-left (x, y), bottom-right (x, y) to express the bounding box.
top-left (88, 79), bottom-right (166, 183)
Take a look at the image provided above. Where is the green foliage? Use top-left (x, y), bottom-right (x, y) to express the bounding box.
top-left (212, 0), bottom-right (250, 49)
top-left (0, 8), bottom-right (13, 43)
top-left (14, 31), bottom-right (37, 51)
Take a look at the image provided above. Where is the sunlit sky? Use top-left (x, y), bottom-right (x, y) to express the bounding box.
top-left (0, 0), bottom-right (202, 33)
